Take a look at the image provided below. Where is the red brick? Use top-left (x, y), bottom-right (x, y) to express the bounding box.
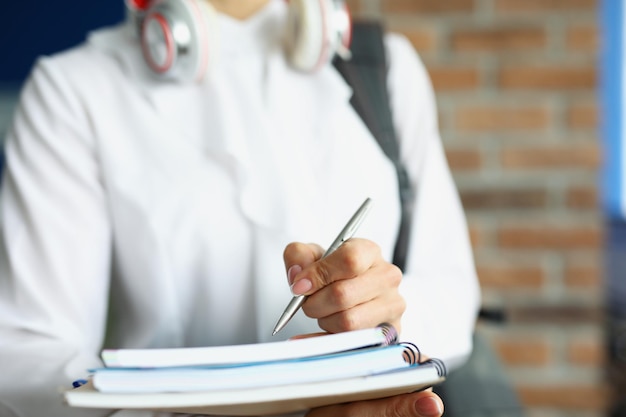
top-left (567, 103), bottom-right (598, 129)
top-left (566, 25), bottom-right (599, 51)
top-left (455, 106), bottom-right (550, 131)
top-left (467, 223), bottom-right (484, 248)
top-left (500, 145), bottom-right (601, 169)
top-left (427, 66), bottom-right (480, 91)
top-left (508, 304), bottom-right (605, 325)
top-left (566, 186), bottom-right (599, 209)
top-left (344, 0), bottom-right (361, 14)
top-left (451, 27), bottom-right (546, 51)
top-left (499, 65), bottom-right (596, 90)
top-left (564, 264), bottom-right (603, 288)
top-left (382, 0), bottom-right (475, 14)
top-left (429, 66), bottom-right (480, 91)
top-left (517, 384), bottom-right (610, 410)
top-left (445, 149), bottom-right (482, 170)
top-left (395, 28), bottom-right (438, 53)
top-left (460, 188), bottom-right (547, 210)
top-left (498, 224), bottom-right (602, 249)
top-left (477, 264), bottom-right (545, 290)
top-left (493, 338), bottom-right (551, 366)
top-left (495, 0), bottom-right (597, 13)
top-left (568, 339), bottom-right (606, 366)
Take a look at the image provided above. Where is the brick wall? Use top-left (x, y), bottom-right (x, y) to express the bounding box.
top-left (347, 1), bottom-right (607, 416)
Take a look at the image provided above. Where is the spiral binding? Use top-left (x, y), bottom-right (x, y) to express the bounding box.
top-left (419, 357), bottom-right (447, 377)
top-left (378, 323), bottom-right (399, 346)
top-left (377, 323), bottom-right (447, 377)
top-left (396, 341), bottom-right (447, 377)
top-left (400, 341), bottom-right (421, 365)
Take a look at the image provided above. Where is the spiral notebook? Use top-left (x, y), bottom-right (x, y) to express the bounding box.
top-left (64, 324), bottom-right (446, 416)
top-left (100, 324), bottom-right (400, 368)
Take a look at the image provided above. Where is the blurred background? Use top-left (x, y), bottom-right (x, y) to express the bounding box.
top-left (347, 1), bottom-right (616, 416)
top-left (0, 0), bottom-right (621, 416)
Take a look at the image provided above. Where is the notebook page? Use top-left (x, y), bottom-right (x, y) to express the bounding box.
top-left (102, 325), bottom-right (396, 368)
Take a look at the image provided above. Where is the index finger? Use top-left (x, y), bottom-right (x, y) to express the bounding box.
top-left (283, 242), bottom-right (324, 284)
top-left (290, 238), bottom-right (381, 296)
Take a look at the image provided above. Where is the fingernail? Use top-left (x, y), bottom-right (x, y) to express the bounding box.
top-left (290, 278), bottom-right (312, 295)
top-left (415, 396), bottom-right (443, 417)
top-left (287, 265), bottom-right (302, 285)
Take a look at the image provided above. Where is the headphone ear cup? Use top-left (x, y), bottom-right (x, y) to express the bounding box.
top-left (140, 0), bottom-right (216, 82)
top-left (141, 10), bottom-right (176, 75)
top-left (285, 0), bottom-right (351, 72)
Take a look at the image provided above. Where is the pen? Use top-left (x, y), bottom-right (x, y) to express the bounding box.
top-left (272, 197), bottom-right (373, 336)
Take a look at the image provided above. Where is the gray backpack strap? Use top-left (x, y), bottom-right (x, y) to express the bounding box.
top-left (333, 21), bottom-right (414, 271)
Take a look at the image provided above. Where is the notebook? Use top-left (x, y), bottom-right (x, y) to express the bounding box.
top-left (64, 324), bottom-right (446, 416)
top-left (101, 324), bottom-right (399, 368)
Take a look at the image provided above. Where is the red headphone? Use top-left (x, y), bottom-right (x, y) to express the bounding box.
top-left (126, 0), bottom-right (352, 82)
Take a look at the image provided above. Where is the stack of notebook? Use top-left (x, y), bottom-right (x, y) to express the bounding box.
top-left (64, 324), bottom-right (446, 416)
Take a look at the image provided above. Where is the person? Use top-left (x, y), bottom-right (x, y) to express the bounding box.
top-left (0, 0), bottom-right (481, 416)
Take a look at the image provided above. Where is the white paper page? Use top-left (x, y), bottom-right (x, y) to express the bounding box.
top-left (102, 326), bottom-right (394, 368)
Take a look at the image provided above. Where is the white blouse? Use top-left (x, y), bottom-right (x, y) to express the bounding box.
top-left (0, 1), bottom-right (480, 416)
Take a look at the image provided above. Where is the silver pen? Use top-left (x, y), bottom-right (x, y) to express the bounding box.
top-left (272, 197), bottom-right (373, 336)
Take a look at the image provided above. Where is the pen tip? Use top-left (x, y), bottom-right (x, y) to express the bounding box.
top-left (272, 330), bottom-right (278, 336)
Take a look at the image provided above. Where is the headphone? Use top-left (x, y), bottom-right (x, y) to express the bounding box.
top-left (125, 0), bottom-right (352, 83)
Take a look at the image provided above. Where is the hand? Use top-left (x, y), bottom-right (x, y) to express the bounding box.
top-left (305, 389), bottom-right (444, 417)
top-left (283, 239), bottom-right (405, 333)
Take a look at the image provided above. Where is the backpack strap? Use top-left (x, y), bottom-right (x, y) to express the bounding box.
top-left (333, 21), bottom-right (414, 271)
top-left (333, 22), bottom-right (504, 324)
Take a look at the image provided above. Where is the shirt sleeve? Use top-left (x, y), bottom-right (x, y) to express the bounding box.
top-left (384, 33), bottom-right (481, 369)
top-left (0, 56), bottom-right (113, 417)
